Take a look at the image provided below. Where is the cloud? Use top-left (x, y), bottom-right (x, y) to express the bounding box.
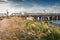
top-left (0, 0), bottom-right (8, 2)
top-left (21, 5), bottom-right (60, 13)
top-left (0, 2), bottom-right (20, 13)
top-left (0, 0), bottom-right (60, 14)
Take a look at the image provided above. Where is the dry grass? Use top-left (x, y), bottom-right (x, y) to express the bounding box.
top-left (0, 17), bottom-right (60, 40)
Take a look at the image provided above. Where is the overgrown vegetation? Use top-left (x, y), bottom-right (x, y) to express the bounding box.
top-left (0, 17), bottom-right (60, 40)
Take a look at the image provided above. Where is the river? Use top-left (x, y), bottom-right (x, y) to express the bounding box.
top-left (51, 20), bottom-right (60, 25)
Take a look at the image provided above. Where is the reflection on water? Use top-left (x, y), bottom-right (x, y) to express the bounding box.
top-left (51, 20), bottom-right (60, 25)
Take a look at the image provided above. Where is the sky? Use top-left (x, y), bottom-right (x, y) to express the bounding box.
top-left (0, 0), bottom-right (60, 13)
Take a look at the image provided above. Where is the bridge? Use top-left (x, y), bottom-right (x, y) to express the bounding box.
top-left (0, 12), bottom-right (60, 21)
top-left (10, 13), bottom-right (60, 21)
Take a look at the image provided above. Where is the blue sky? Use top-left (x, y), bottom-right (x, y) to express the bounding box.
top-left (9, 0), bottom-right (60, 7)
top-left (0, 0), bottom-right (60, 13)
top-left (11, 0), bottom-right (60, 5)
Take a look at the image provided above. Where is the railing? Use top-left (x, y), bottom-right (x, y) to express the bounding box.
top-left (0, 13), bottom-right (60, 17)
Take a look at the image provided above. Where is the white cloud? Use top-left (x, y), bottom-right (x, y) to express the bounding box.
top-left (22, 5), bottom-right (60, 13)
top-left (0, 0), bottom-right (8, 2)
top-left (0, 1), bottom-right (60, 14)
top-left (0, 2), bottom-right (21, 13)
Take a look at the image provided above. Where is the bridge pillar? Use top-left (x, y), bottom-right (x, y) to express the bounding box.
top-left (58, 16), bottom-right (60, 20)
top-left (41, 17), bottom-right (43, 21)
top-left (47, 16), bottom-right (50, 20)
top-left (37, 17), bottom-right (40, 21)
top-left (50, 16), bottom-right (56, 20)
top-left (56, 16), bottom-right (58, 20)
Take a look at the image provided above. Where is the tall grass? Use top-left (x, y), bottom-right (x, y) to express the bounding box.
top-left (0, 17), bottom-right (60, 40)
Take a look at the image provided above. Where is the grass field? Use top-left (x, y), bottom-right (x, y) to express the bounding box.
top-left (0, 17), bottom-right (60, 40)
